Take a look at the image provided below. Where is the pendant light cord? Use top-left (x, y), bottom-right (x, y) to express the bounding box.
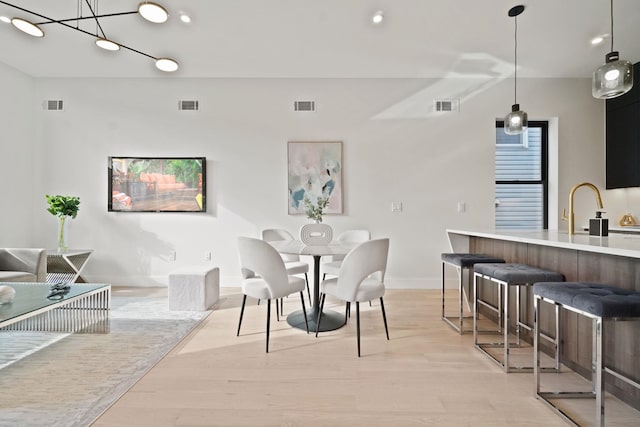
top-left (514, 14), bottom-right (518, 105)
top-left (610, 0), bottom-right (614, 52)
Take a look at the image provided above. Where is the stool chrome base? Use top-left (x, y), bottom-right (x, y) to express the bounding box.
top-left (534, 294), bottom-right (640, 427)
top-left (474, 272), bottom-right (560, 373)
top-left (441, 261), bottom-right (471, 334)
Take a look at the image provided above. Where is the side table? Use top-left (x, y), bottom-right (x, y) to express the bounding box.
top-left (46, 249), bottom-right (93, 283)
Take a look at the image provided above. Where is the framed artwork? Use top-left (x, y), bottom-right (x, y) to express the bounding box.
top-left (288, 141), bottom-right (343, 215)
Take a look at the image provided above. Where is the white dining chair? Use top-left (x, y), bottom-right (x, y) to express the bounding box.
top-left (261, 229), bottom-right (311, 303)
top-left (237, 236), bottom-right (309, 353)
top-left (321, 229), bottom-right (370, 280)
top-left (316, 238), bottom-right (390, 357)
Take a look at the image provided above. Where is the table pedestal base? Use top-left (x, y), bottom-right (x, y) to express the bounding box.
top-left (287, 308), bottom-right (345, 332)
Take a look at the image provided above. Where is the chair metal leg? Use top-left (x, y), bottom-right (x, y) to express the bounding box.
top-left (299, 291), bottom-right (309, 333)
top-left (237, 294), bottom-right (247, 336)
top-left (304, 273), bottom-right (311, 304)
top-left (356, 301), bottom-right (361, 357)
top-left (266, 299), bottom-right (271, 353)
top-left (315, 294), bottom-right (326, 337)
top-left (345, 302), bottom-right (350, 323)
top-left (380, 297), bottom-right (389, 340)
top-left (322, 273), bottom-right (326, 281)
top-left (276, 297), bottom-right (280, 322)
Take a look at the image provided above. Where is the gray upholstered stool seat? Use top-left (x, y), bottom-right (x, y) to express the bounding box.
top-left (441, 253), bottom-right (505, 334)
top-left (473, 263), bottom-right (563, 372)
top-left (441, 253), bottom-right (505, 268)
top-left (533, 282), bottom-right (640, 427)
top-left (533, 282), bottom-right (640, 317)
top-left (473, 263), bottom-right (563, 285)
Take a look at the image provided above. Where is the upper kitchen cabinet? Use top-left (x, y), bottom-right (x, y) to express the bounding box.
top-left (606, 62), bottom-right (640, 189)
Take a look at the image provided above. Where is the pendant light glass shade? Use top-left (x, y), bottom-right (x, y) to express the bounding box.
top-left (505, 104), bottom-right (528, 135)
top-left (592, 51), bottom-right (633, 99)
top-left (504, 5), bottom-right (526, 136)
top-left (592, 0), bottom-right (633, 99)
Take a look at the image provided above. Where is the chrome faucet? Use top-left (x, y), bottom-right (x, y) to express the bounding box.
top-left (562, 182), bottom-right (604, 235)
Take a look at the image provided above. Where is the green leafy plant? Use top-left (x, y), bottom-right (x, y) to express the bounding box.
top-left (46, 195), bottom-right (80, 252)
top-left (46, 195), bottom-right (80, 219)
top-left (303, 196), bottom-right (329, 223)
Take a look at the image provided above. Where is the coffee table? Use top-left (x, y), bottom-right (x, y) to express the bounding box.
top-left (0, 283), bottom-right (110, 333)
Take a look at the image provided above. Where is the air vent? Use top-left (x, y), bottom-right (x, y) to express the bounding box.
top-left (434, 99), bottom-right (459, 112)
top-left (45, 100), bottom-right (64, 111)
top-left (294, 100), bottom-right (316, 112)
top-left (178, 100), bottom-right (199, 111)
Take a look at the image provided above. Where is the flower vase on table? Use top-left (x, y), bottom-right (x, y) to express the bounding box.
top-left (300, 196), bottom-right (333, 246)
top-left (46, 194), bottom-right (80, 253)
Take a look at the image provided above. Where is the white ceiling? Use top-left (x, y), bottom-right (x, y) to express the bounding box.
top-left (0, 0), bottom-right (638, 79)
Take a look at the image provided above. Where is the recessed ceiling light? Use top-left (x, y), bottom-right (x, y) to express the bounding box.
top-left (591, 35), bottom-right (606, 45)
top-left (372, 10), bottom-right (384, 24)
top-left (0, 16), bottom-right (11, 24)
top-left (179, 13), bottom-right (191, 23)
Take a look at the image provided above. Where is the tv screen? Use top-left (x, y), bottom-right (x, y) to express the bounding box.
top-left (108, 157), bottom-right (206, 212)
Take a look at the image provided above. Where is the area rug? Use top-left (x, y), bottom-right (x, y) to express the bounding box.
top-left (0, 292), bottom-right (210, 427)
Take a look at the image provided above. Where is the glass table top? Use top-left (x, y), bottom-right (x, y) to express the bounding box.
top-left (0, 283), bottom-right (110, 326)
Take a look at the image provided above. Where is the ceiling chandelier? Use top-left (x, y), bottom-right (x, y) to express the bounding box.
top-left (0, 1), bottom-right (179, 72)
top-left (592, 0), bottom-right (633, 99)
top-left (504, 5), bottom-right (527, 136)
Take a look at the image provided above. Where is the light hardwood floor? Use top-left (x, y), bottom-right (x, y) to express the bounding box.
top-left (92, 288), bottom-right (639, 427)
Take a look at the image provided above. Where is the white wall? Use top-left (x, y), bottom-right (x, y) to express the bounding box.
top-left (0, 62), bottom-right (36, 246)
top-left (3, 72), bottom-right (609, 287)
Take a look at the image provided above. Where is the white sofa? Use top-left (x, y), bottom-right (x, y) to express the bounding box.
top-left (0, 248), bottom-right (47, 282)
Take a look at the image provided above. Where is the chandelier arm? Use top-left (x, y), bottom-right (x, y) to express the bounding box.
top-left (83, 0), bottom-right (107, 39)
top-left (34, 12), bottom-right (138, 26)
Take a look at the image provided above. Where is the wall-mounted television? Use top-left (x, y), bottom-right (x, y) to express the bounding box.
top-left (108, 157), bottom-right (206, 212)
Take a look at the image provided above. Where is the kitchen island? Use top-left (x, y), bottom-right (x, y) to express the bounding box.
top-left (447, 229), bottom-right (640, 410)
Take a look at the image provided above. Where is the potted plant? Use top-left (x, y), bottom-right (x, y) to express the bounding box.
top-left (46, 194), bottom-right (80, 252)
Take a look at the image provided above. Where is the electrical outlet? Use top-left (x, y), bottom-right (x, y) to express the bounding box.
top-left (391, 202), bottom-right (403, 213)
top-left (204, 251), bottom-right (211, 261)
top-left (169, 250), bottom-right (176, 261)
top-left (457, 202), bottom-right (466, 213)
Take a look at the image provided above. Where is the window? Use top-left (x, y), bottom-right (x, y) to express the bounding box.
top-left (495, 121), bottom-right (548, 230)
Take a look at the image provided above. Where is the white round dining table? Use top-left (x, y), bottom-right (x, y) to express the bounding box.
top-left (268, 239), bottom-right (356, 332)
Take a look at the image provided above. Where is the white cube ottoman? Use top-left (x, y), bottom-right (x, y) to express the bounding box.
top-left (169, 266), bottom-right (220, 311)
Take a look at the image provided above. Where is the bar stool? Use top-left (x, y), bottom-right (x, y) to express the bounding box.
top-left (473, 263), bottom-right (563, 372)
top-left (441, 253), bottom-right (505, 334)
top-left (533, 282), bottom-right (640, 427)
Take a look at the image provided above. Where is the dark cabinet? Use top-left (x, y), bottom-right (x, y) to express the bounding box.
top-left (606, 62), bottom-right (640, 189)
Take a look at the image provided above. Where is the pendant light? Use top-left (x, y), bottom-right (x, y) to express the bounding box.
top-left (3, 1), bottom-right (178, 72)
top-left (592, 0), bottom-right (633, 99)
top-left (504, 5), bottom-right (527, 136)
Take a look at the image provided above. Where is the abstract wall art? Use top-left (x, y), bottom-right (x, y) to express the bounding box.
top-left (287, 141), bottom-right (343, 215)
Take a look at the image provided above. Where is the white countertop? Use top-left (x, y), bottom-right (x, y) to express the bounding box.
top-left (447, 228), bottom-right (640, 259)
